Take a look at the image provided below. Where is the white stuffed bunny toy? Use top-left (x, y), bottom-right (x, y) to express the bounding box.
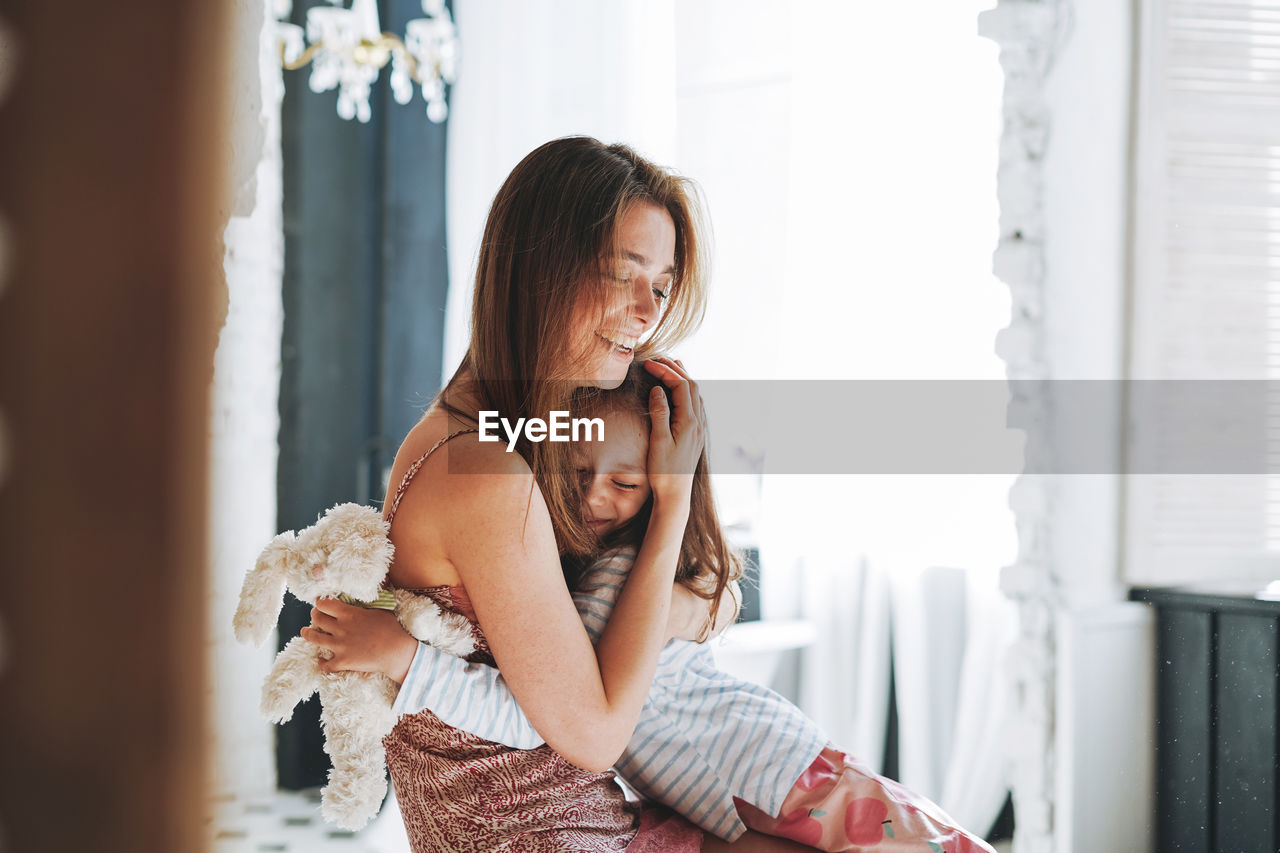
top-left (233, 502), bottom-right (476, 830)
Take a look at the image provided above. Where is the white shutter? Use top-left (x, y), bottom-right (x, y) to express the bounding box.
top-left (1126, 0), bottom-right (1280, 584)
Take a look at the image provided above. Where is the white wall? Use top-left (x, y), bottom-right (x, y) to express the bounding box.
top-left (666, 0), bottom-right (792, 382)
top-left (209, 0), bottom-right (283, 802)
top-left (1055, 605), bottom-right (1156, 853)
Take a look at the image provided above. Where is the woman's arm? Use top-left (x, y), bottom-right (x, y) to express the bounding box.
top-left (372, 547), bottom-right (717, 750)
top-left (391, 549), bottom-right (639, 750)
top-left (375, 547), bottom-right (729, 749)
top-left (447, 452), bottom-right (689, 771)
top-left (471, 358), bottom-right (704, 769)
top-left (386, 547), bottom-right (641, 749)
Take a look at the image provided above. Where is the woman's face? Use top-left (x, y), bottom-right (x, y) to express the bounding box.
top-left (570, 202), bottom-right (677, 389)
top-left (576, 410), bottom-right (652, 536)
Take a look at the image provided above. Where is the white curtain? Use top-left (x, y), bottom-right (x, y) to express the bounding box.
top-left (942, 569), bottom-right (1018, 833)
top-left (891, 566), bottom-right (968, 798)
top-left (891, 564), bottom-right (1016, 836)
top-left (755, 479), bottom-right (894, 769)
top-left (754, 0), bottom-right (1015, 833)
top-left (798, 550), bottom-right (893, 772)
top-left (443, 0), bottom-right (677, 382)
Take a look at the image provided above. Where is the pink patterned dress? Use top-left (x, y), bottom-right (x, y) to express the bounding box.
top-left (381, 429), bottom-right (703, 853)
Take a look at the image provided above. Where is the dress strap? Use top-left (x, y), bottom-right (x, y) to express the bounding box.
top-left (386, 427), bottom-right (480, 527)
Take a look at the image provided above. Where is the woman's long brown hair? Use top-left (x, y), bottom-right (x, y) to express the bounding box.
top-left (440, 136), bottom-right (710, 558)
top-left (566, 366), bottom-right (744, 641)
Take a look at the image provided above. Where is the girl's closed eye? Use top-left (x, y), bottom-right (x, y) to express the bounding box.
top-left (576, 409), bottom-right (653, 537)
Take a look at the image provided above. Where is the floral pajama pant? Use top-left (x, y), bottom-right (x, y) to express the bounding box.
top-left (732, 746), bottom-right (996, 853)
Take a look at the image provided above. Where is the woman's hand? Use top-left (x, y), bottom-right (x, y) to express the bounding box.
top-left (301, 597), bottom-right (419, 684)
top-left (642, 356), bottom-right (706, 507)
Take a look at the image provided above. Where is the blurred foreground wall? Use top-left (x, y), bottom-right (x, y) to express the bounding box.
top-left (0, 3), bottom-right (229, 851)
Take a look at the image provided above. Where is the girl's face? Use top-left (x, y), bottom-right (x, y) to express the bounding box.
top-left (575, 410), bottom-right (652, 536)
top-left (569, 202), bottom-right (677, 389)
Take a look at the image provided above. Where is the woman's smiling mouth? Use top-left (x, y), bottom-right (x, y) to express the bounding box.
top-left (596, 330), bottom-right (638, 358)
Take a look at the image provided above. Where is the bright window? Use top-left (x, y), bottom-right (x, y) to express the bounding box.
top-left (1125, 0), bottom-right (1280, 585)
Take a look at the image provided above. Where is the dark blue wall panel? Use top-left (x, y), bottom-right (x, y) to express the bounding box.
top-left (1134, 587), bottom-right (1280, 853)
top-left (1157, 608), bottom-right (1213, 853)
top-left (275, 0), bottom-right (450, 790)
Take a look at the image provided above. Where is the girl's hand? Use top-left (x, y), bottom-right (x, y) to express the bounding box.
top-left (642, 356), bottom-right (706, 507)
top-left (301, 597), bottom-right (419, 684)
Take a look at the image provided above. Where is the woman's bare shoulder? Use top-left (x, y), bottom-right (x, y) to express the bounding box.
top-left (383, 415), bottom-right (541, 588)
top-left (398, 420), bottom-right (533, 493)
top-left (388, 411), bottom-right (530, 489)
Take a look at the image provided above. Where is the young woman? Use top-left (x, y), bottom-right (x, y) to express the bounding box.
top-left (299, 137), bottom-right (810, 852)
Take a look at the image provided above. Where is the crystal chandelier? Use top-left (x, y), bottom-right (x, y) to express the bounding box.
top-left (275, 0), bottom-right (458, 124)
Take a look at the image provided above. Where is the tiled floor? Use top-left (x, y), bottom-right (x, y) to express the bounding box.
top-left (212, 788), bottom-right (1014, 852)
top-left (211, 788), bottom-right (410, 853)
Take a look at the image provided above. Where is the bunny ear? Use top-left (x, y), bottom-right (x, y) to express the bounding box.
top-left (233, 530), bottom-right (296, 646)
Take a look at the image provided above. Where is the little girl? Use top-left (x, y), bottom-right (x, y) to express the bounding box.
top-left (391, 366), bottom-right (995, 853)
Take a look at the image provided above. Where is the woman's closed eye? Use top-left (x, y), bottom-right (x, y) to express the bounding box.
top-left (610, 270), bottom-right (669, 303)
top-left (612, 479), bottom-right (640, 491)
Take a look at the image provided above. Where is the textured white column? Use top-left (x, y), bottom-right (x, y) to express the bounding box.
top-left (979, 3), bottom-right (1074, 852)
top-left (209, 0), bottom-right (285, 802)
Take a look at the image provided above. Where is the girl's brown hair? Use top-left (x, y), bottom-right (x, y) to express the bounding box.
top-left (567, 366), bottom-right (743, 641)
top-left (442, 136), bottom-right (710, 558)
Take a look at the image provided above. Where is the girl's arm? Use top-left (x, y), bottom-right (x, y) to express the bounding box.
top-left (393, 638), bottom-right (545, 748)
